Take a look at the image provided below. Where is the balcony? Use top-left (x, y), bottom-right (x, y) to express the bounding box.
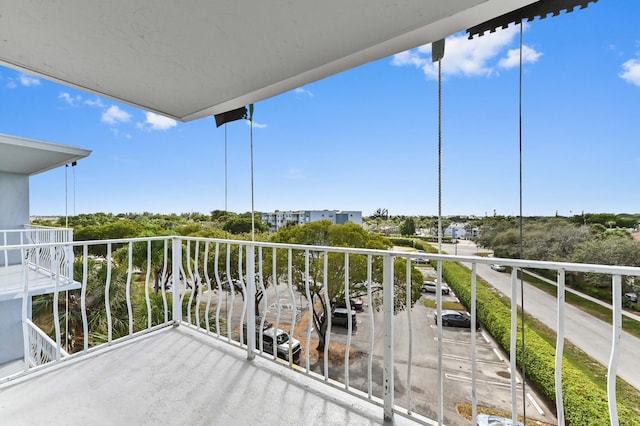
top-left (1, 236), bottom-right (638, 425)
top-left (0, 225), bottom-right (76, 301)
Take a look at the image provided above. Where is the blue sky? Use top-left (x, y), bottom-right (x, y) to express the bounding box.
top-left (2, 2), bottom-right (639, 218)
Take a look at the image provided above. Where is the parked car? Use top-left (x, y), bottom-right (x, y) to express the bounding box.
top-left (476, 414), bottom-right (525, 426)
top-left (333, 297), bottom-right (364, 312)
top-left (412, 256), bottom-right (429, 265)
top-left (330, 307), bottom-right (357, 328)
top-left (625, 292), bottom-right (638, 303)
top-left (243, 321), bottom-right (301, 363)
top-left (434, 309), bottom-right (479, 329)
top-left (421, 280), bottom-right (450, 295)
top-left (490, 264), bottom-right (506, 272)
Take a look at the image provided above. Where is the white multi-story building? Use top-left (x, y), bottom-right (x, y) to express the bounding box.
top-left (261, 210), bottom-right (362, 232)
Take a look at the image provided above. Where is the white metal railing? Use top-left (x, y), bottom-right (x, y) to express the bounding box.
top-left (0, 236), bottom-right (638, 425)
top-left (0, 225), bottom-right (74, 281)
top-left (25, 319), bottom-right (69, 367)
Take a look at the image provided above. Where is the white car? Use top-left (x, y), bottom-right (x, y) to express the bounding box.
top-left (421, 280), bottom-right (450, 295)
top-left (490, 264), bottom-right (506, 272)
top-left (476, 414), bottom-right (525, 426)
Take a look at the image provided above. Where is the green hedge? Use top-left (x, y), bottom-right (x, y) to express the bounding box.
top-left (442, 261), bottom-right (640, 425)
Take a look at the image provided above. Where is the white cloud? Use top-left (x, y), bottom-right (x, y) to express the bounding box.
top-left (59, 92), bottom-right (82, 106)
top-left (6, 72), bottom-right (41, 88)
top-left (246, 120), bottom-right (268, 129)
top-left (139, 111), bottom-right (177, 131)
top-left (85, 98), bottom-right (106, 108)
top-left (498, 45), bottom-right (542, 69)
top-left (392, 25), bottom-right (537, 79)
top-left (18, 73), bottom-right (40, 87)
top-left (294, 87), bottom-right (314, 97)
top-left (101, 105), bottom-right (131, 125)
top-left (620, 59), bottom-right (640, 87)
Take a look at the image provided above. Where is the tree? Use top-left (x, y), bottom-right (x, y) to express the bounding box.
top-left (271, 220), bottom-right (422, 352)
top-left (370, 208), bottom-right (389, 220)
top-left (223, 217), bottom-right (268, 235)
top-left (32, 260), bottom-right (132, 351)
top-left (572, 234), bottom-right (640, 289)
top-left (399, 218), bottom-right (416, 236)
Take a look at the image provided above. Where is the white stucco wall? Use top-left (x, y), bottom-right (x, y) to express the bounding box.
top-left (0, 171), bottom-right (29, 229)
top-left (0, 171), bottom-right (29, 266)
top-left (0, 299), bottom-right (24, 363)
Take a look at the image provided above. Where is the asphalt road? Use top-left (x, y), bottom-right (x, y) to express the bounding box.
top-left (437, 240), bottom-right (640, 391)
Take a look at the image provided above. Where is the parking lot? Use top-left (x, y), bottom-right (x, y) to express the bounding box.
top-left (210, 273), bottom-right (556, 425)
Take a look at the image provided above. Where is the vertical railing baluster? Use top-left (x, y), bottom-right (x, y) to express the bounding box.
top-left (555, 269), bottom-right (566, 426)
top-left (161, 239), bottom-right (169, 324)
top-left (471, 263), bottom-right (478, 425)
top-left (238, 245), bottom-right (247, 347)
top-left (194, 241), bottom-right (202, 329)
top-left (226, 243), bottom-right (234, 342)
top-left (126, 242), bottom-right (133, 336)
top-left (382, 254), bottom-right (394, 422)
top-left (287, 248), bottom-right (296, 367)
top-left (172, 238), bottom-right (182, 326)
top-left (257, 247), bottom-right (267, 353)
top-left (608, 274), bottom-right (622, 426)
top-left (269, 247), bottom-right (278, 357)
top-left (436, 258), bottom-right (443, 424)
top-left (367, 254), bottom-right (374, 399)
top-left (185, 240), bottom-right (195, 326)
top-left (53, 246), bottom-right (61, 359)
top-left (344, 252), bottom-right (351, 389)
top-left (273, 248), bottom-right (282, 360)
top-left (322, 252), bottom-right (331, 380)
top-left (81, 245), bottom-right (89, 352)
top-left (247, 244), bottom-right (256, 360)
top-left (405, 257), bottom-right (413, 415)
top-left (68, 228), bottom-right (74, 278)
top-left (214, 242), bottom-right (222, 338)
top-left (145, 241), bottom-right (152, 329)
top-left (304, 250), bottom-right (312, 373)
top-left (105, 243), bottom-right (113, 343)
top-left (510, 268), bottom-right (518, 424)
top-left (204, 242), bottom-right (212, 333)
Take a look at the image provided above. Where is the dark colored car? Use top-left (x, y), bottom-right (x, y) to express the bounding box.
top-left (330, 307), bottom-right (357, 328)
top-left (434, 310), bottom-right (479, 329)
top-left (334, 298), bottom-right (364, 312)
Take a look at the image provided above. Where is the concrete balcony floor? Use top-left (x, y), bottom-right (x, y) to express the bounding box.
top-left (0, 326), bottom-right (422, 425)
top-left (0, 264), bottom-right (79, 301)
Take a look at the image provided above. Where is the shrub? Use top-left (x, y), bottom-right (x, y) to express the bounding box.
top-left (442, 261), bottom-right (640, 425)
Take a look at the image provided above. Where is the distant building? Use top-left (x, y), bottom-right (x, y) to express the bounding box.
top-left (445, 222), bottom-right (469, 239)
top-left (261, 210), bottom-right (362, 233)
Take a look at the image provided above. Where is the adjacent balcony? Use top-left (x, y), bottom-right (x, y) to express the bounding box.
top-left (0, 235), bottom-right (638, 425)
top-left (0, 225), bottom-right (76, 301)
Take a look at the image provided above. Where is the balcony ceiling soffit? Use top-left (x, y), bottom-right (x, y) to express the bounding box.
top-left (0, 134), bottom-right (91, 176)
top-left (0, 0), bottom-right (539, 122)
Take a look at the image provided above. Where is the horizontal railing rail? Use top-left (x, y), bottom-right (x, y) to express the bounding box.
top-left (1, 236), bottom-right (638, 425)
